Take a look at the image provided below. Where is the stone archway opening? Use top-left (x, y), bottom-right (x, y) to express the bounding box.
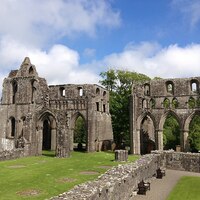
top-left (140, 116), bottom-right (155, 154)
top-left (38, 112), bottom-right (57, 156)
top-left (189, 114), bottom-right (200, 152)
top-left (73, 115), bottom-right (87, 151)
top-left (163, 114), bottom-right (180, 150)
top-left (42, 119), bottom-right (51, 150)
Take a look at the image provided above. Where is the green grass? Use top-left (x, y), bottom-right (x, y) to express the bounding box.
top-left (167, 176), bottom-right (200, 200)
top-left (0, 151), bottom-right (139, 200)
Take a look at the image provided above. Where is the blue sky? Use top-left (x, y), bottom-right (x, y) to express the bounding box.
top-left (1, 0), bottom-right (200, 93)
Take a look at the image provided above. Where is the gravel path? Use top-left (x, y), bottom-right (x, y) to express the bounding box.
top-left (132, 169), bottom-right (200, 200)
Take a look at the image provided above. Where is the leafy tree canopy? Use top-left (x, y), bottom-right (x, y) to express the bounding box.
top-left (100, 69), bottom-right (150, 147)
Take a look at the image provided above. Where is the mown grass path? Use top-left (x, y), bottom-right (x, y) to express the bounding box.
top-left (0, 151), bottom-right (138, 200)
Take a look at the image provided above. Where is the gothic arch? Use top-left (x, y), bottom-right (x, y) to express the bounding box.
top-left (131, 77), bottom-right (200, 154)
top-left (37, 110), bottom-right (57, 152)
top-left (137, 113), bottom-right (156, 154)
top-left (184, 111), bottom-right (200, 131)
top-left (71, 112), bottom-right (87, 151)
top-left (159, 110), bottom-right (182, 131)
top-left (137, 112), bottom-right (156, 130)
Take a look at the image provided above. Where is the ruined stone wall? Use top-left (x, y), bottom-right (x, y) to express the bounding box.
top-left (50, 153), bottom-right (163, 200)
top-left (130, 77), bottom-right (200, 154)
top-left (0, 57), bottom-right (113, 158)
top-left (164, 152), bottom-right (200, 172)
top-left (48, 83), bottom-right (113, 152)
top-left (0, 148), bottom-right (25, 161)
top-left (50, 151), bottom-right (200, 200)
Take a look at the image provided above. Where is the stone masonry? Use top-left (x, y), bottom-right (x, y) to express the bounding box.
top-left (0, 57), bottom-right (113, 158)
top-left (50, 151), bottom-right (200, 200)
top-left (130, 78), bottom-right (200, 154)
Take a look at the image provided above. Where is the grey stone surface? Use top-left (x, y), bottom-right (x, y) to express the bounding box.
top-left (130, 78), bottom-right (200, 154)
top-left (50, 151), bottom-right (200, 200)
top-left (0, 57), bottom-right (113, 159)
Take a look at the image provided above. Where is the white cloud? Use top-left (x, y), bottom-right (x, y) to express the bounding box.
top-left (0, 38), bottom-right (99, 96)
top-left (0, 0), bottom-right (120, 47)
top-left (88, 42), bottom-right (200, 79)
top-left (171, 0), bottom-right (200, 28)
top-left (1, 40), bottom-right (200, 98)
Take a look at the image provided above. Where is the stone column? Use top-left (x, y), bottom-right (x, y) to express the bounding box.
top-left (131, 128), bottom-right (140, 154)
top-left (37, 127), bottom-right (43, 155)
top-left (115, 150), bottom-right (128, 162)
top-left (51, 128), bottom-right (56, 151)
top-left (157, 130), bottom-right (163, 150)
top-left (183, 130), bottom-right (190, 152)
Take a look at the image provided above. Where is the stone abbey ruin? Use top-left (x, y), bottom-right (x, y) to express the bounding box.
top-left (0, 57), bottom-right (113, 158)
top-left (0, 57), bottom-right (200, 199)
top-left (130, 77), bottom-right (200, 155)
top-left (0, 57), bottom-right (200, 159)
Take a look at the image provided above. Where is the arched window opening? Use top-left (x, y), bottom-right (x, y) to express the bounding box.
top-left (144, 84), bottom-right (150, 96)
top-left (103, 91), bottom-right (106, 98)
top-left (11, 117), bottom-right (16, 137)
top-left (103, 104), bottom-right (106, 112)
top-left (142, 99), bottom-right (147, 109)
top-left (96, 102), bottom-right (100, 111)
top-left (96, 88), bottom-right (100, 95)
top-left (149, 99), bottom-right (156, 109)
top-left (140, 116), bottom-right (155, 154)
top-left (166, 81), bottom-right (174, 94)
top-left (191, 80), bottom-right (199, 93)
top-left (172, 98), bottom-right (179, 109)
top-left (163, 114), bottom-right (180, 150)
top-left (29, 66), bottom-right (34, 75)
top-left (188, 97), bottom-right (195, 109)
top-left (163, 98), bottom-right (170, 109)
top-left (31, 80), bottom-right (37, 103)
top-left (60, 87), bottom-right (65, 97)
top-left (12, 81), bottom-right (18, 104)
top-left (78, 87), bottom-right (83, 96)
top-left (189, 115), bottom-right (200, 152)
top-left (73, 116), bottom-right (86, 151)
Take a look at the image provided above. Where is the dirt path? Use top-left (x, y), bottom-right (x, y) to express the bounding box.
top-left (132, 169), bottom-right (200, 200)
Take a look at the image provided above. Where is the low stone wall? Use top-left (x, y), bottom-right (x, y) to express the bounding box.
top-left (50, 151), bottom-right (200, 200)
top-left (164, 151), bottom-right (200, 172)
top-left (50, 153), bottom-right (164, 200)
top-left (0, 148), bottom-right (25, 161)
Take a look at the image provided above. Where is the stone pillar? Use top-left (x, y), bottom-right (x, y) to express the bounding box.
top-left (37, 128), bottom-right (43, 155)
top-left (183, 130), bottom-right (190, 152)
top-left (115, 150), bottom-right (128, 162)
top-left (51, 128), bottom-right (56, 151)
top-left (157, 130), bottom-right (163, 150)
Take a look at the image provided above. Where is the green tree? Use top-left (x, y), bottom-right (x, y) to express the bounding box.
top-left (189, 115), bottom-right (200, 152)
top-left (100, 69), bottom-right (150, 148)
top-left (74, 116), bottom-right (86, 144)
top-left (163, 114), bottom-right (180, 150)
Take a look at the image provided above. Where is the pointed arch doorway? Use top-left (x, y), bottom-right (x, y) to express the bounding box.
top-left (72, 113), bottom-right (87, 151)
top-left (140, 116), bottom-right (156, 154)
top-left (42, 119), bottom-right (51, 150)
top-left (38, 112), bottom-right (57, 154)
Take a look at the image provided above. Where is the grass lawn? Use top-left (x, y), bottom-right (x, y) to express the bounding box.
top-left (167, 176), bottom-right (200, 200)
top-left (0, 151), bottom-right (139, 200)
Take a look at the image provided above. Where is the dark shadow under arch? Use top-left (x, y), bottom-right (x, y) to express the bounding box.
top-left (140, 115), bottom-right (156, 154)
top-left (38, 111), bottom-right (57, 153)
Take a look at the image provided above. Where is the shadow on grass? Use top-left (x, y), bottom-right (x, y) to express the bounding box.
top-left (42, 150), bottom-right (55, 157)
